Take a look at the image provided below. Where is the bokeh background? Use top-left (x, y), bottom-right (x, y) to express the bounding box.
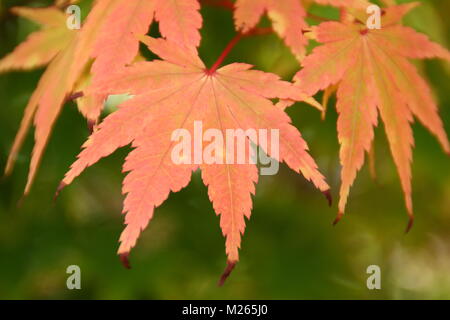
top-left (0, 0), bottom-right (449, 299)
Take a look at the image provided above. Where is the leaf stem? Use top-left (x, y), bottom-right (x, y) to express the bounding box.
top-left (206, 33), bottom-right (243, 75)
top-left (206, 27), bottom-right (273, 75)
top-left (306, 13), bottom-right (329, 22)
top-left (201, 0), bottom-right (234, 11)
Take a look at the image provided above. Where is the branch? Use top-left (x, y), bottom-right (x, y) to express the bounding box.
top-left (201, 0), bottom-right (234, 11)
top-left (307, 13), bottom-right (331, 22)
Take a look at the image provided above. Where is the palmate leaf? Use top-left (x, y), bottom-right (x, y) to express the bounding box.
top-left (233, 0), bottom-right (371, 60)
top-left (2, 0), bottom-right (202, 194)
top-left (58, 36), bottom-right (329, 282)
top-left (315, 0), bottom-right (370, 7)
top-left (293, 3), bottom-right (450, 227)
top-left (84, 0), bottom-right (202, 124)
top-left (0, 6), bottom-right (74, 72)
top-left (89, 0), bottom-right (201, 84)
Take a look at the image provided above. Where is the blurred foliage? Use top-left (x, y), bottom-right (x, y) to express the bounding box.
top-left (0, 0), bottom-right (449, 299)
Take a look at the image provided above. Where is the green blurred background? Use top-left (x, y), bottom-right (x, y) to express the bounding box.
top-left (0, 0), bottom-right (449, 299)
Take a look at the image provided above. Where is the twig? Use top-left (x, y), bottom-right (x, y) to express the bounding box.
top-left (201, 0), bottom-right (234, 11)
top-left (306, 13), bottom-right (330, 22)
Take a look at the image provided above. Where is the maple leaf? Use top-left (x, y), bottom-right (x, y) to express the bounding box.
top-left (292, 3), bottom-right (450, 228)
top-left (1, 1), bottom-right (119, 194)
top-left (89, 0), bottom-right (202, 85)
top-left (84, 0), bottom-right (202, 124)
top-left (58, 36), bottom-right (329, 282)
top-left (234, 0), bottom-right (308, 60)
top-left (233, 0), bottom-right (372, 60)
top-left (2, 0), bottom-right (202, 194)
top-left (0, 7), bottom-right (74, 72)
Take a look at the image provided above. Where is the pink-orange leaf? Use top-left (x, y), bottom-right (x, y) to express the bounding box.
top-left (90, 0), bottom-right (201, 84)
top-left (59, 36), bottom-right (329, 280)
top-left (2, 1), bottom-right (121, 194)
top-left (85, 0), bottom-right (202, 121)
top-left (234, 0), bottom-right (308, 60)
top-left (233, 0), bottom-right (373, 60)
top-left (293, 3), bottom-right (450, 226)
top-left (0, 7), bottom-right (73, 72)
top-left (3, 0), bottom-right (202, 194)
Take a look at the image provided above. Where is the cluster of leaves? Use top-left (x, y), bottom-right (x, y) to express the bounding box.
top-left (1, 0), bottom-right (448, 283)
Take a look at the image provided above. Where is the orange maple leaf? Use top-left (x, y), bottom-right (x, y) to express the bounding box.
top-left (292, 3), bottom-right (450, 228)
top-left (89, 0), bottom-right (202, 85)
top-left (84, 0), bottom-right (202, 127)
top-left (58, 36), bottom-right (329, 283)
top-left (1, 1), bottom-right (119, 194)
top-left (2, 0), bottom-right (202, 194)
top-left (233, 0), bottom-right (371, 60)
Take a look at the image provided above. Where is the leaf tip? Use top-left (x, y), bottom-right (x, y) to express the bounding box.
top-left (405, 215), bottom-right (414, 234)
top-left (53, 181), bottom-right (67, 202)
top-left (4, 161), bottom-right (13, 177)
top-left (119, 253), bottom-right (131, 269)
top-left (333, 211), bottom-right (344, 226)
top-left (322, 189), bottom-right (332, 207)
top-left (87, 119), bottom-right (96, 134)
top-left (218, 260), bottom-right (236, 286)
top-left (16, 195), bottom-right (25, 209)
top-left (66, 91), bottom-right (84, 103)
